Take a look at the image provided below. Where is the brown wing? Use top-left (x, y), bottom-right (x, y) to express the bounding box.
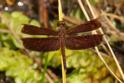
top-left (65, 35), bottom-right (102, 50)
top-left (22, 37), bottom-right (59, 51)
top-left (67, 19), bottom-right (101, 34)
top-left (22, 24), bottom-right (58, 35)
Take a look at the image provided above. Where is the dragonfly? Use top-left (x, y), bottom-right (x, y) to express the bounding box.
top-left (21, 18), bottom-right (103, 69)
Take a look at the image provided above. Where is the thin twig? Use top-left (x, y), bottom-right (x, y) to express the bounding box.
top-left (45, 72), bottom-right (54, 83)
top-left (0, 29), bottom-right (10, 33)
top-left (58, 0), bottom-right (66, 83)
top-left (7, 27), bottom-right (23, 48)
top-left (99, 14), bottom-right (124, 41)
top-left (39, 0), bottom-right (49, 28)
top-left (47, 69), bottom-right (59, 81)
top-left (105, 13), bottom-right (124, 23)
top-left (63, 15), bottom-right (82, 25)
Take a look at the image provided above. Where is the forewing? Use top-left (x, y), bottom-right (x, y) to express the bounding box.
top-left (66, 35), bottom-right (102, 50)
top-left (22, 24), bottom-right (58, 35)
top-left (22, 37), bottom-right (59, 51)
top-left (67, 19), bottom-right (101, 34)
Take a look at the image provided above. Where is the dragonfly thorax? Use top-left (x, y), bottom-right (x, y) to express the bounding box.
top-left (58, 24), bottom-right (66, 38)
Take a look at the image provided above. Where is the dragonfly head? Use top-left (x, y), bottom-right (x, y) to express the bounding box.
top-left (57, 21), bottom-right (66, 31)
top-left (57, 21), bottom-right (65, 26)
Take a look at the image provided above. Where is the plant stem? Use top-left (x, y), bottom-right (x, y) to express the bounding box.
top-left (39, 0), bottom-right (49, 28)
top-left (58, 0), bottom-right (66, 83)
top-left (58, 0), bottom-right (64, 21)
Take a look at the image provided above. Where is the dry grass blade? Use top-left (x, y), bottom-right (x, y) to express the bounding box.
top-left (0, 29), bottom-right (10, 33)
top-left (58, 0), bottom-right (66, 83)
top-left (77, 0), bottom-right (124, 82)
top-left (86, 0), bottom-right (124, 81)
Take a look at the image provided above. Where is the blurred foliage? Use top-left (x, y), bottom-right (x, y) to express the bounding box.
top-left (46, 49), bottom-right (118, 83)
top-left (0, 12), bottom-right (40, 83)
top-left (67, 50), bottom-right (115, 83)
top-left (0, 47), bottom-right (40, 83)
